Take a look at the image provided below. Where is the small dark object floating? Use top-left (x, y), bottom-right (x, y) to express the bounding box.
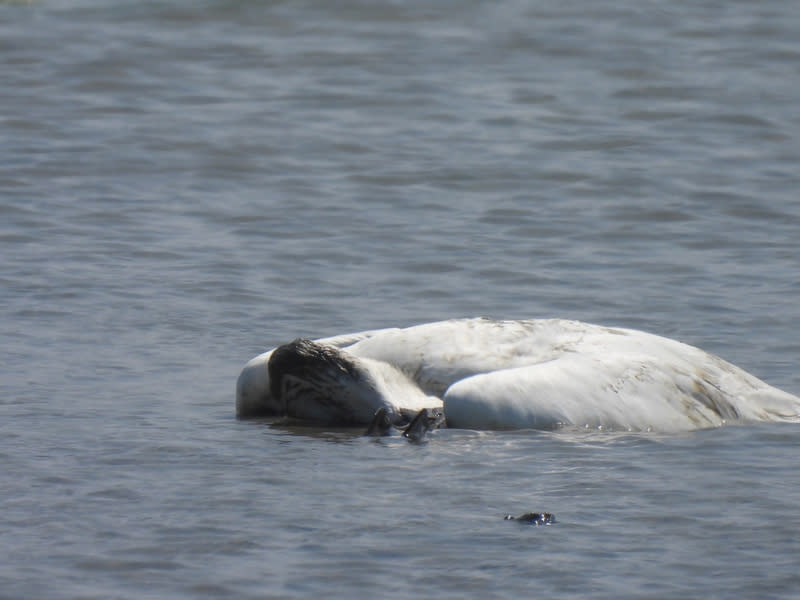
top-left (504, 512), bottom-right (555, 525)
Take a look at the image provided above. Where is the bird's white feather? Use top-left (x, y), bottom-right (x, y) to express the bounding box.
top-left (236, 318), bottom-right (800, 431)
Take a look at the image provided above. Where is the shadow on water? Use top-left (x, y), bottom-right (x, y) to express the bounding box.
top-left (240, 414), bottom-right (692, 446)
top-left (243, 416), bottom-right (368, 442)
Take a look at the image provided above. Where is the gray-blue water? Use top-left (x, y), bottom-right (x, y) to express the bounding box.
top-left (3, 1), bottom-right (800, 598)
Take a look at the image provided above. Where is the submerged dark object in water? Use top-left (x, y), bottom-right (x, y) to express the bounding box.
top-left (504, 512), bottom-right (555, 525)
top-left (365, 407), bottom-right (445, 441)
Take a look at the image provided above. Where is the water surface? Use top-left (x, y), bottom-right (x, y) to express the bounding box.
top-left (2, 1), bottom-right (800, 598)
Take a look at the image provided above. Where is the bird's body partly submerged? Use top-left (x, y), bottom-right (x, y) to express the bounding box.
top-left (236, 318), bottom-right (800, 432)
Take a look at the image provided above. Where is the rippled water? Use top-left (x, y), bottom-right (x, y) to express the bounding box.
top-left (2, 1), bottom-right (800, 598)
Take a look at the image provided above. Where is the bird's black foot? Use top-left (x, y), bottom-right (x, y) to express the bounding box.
top-left (402, 408), bottom-right (445, 442)
top-left (365, 407), bottom-right (445, 441)
top-left (365, 407), bottom-right (400, 437)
